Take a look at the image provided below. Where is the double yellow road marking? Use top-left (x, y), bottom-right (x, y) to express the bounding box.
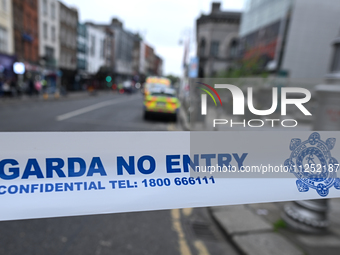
top-left (171, 208), bottom-right (210, 255)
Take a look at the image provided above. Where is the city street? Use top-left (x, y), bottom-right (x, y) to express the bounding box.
top-left (0, 92), bottom-right (239, 255)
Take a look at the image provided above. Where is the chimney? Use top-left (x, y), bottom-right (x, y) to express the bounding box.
top-left (111, 18), bottom-right (123, 28)
top-left (211, 2), bottom-right (221, 13)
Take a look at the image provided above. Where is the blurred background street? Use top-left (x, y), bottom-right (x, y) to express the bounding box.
top-left (1, 0), bottom-right (340, 254)
top-left (0, 91), bottom-right (239, 255)
top-left (0, 92), bottom-right (177, 132)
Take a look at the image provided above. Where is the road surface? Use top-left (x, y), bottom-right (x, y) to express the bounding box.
top-left (0, 91), bottom-right (239, 255)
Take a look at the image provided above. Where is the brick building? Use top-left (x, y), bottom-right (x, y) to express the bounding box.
top-left (12, 0), bottom-right (39, 63)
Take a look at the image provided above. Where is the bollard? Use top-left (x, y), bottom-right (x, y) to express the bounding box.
top-left (282, 85), bottom-right (340, 233)
top-left (282, 199), bottom-right (328, 233)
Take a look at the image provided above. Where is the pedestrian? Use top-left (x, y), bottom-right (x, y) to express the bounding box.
top-left (35, 78), bottom-right (42, 95)
top-left (10, 79), bottom-right (17, 97)
top-left (41, 79), bottom-right (47, 93)
top-left (28, 78), bottom-right (35, 96)
top-left (2, 79), bottom-right (10, 97)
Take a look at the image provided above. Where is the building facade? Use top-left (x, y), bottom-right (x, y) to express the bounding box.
top-left (136, 42), bottom-right (163, 79)
top-left (110, 18), bottom-right (135, 82)
top-left (155, 55), bottom-right (163, 76)
top-left (0, 0), bottom-right (14, 55)
top-left (324, 31), bottom-right (340, 84)
top-left (85, 18), bottom-right (162, 83)
top-left (75, 22), bottom-right (87, 90)
top-left (38, 0), bottom-right (59, 69)
top-left (144, 43), bottom-right (154, 76)
top-left (59, 1), bottom-right (78, 90)
top-left (88, 23), bottom-right (115, 77)
top-left (85, 23), bottom-right (106, 75)
top-left (239, 0), bottom-right (292, 70)
top-left (328, 35), bottom-right (340, 81)
top-left (103, 27), bottom-right (114, 73)
top-left (77, 23), bottom-right (87, 72)
top-left (0, 0), bottom-right (15, 81)
top-left (12, 0), bottom-right (39, 63)
top-left (196, 2), bottom-right (241, 77)
top-left (138, 40), bottom-right (146, 76)
top-left (132, 34), bottom-right (141, 77)
top-left (240, 0), bottom-right (340, 84)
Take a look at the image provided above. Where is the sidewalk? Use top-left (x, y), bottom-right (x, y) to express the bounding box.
top-left (178, 106), bottom-right (340, 255)
top-left (211, 199), bottom-right (340, 255)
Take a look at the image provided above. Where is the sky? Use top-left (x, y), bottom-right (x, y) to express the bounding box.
top-left (63, 0), bottom-right (245, 76)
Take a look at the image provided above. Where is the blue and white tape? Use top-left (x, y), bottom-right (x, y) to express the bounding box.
top-left (0, 131), bottom-right (339, 221)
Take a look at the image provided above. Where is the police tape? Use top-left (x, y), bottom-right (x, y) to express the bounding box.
top-left (0, 131), bottom-right (339, 221)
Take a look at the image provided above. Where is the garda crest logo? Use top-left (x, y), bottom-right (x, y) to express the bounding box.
top-left (284, 132), bottom-right (340, 197)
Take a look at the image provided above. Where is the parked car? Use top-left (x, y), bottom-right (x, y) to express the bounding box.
top-left (143, 86), bottom-right (180, 121)
top-left (123, 80), bottom-right (133, 93)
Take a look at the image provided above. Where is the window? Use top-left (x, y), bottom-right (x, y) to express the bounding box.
top-left (78, 42), bottom-right (86, 53)
top-left (0, 26), bottom-right (8, 53)
top-left (51, 26), bottom-right (55, 41)
top-left (77, 58), bottom-right (86, 70)
top-left (51, 3), bottom-right (55, 19)
top-left (150, 92), bottom-right (175, 97)
top-left (60, 29), bottom-right (65, 42)
top-left (199, 38), bottom-right (206, 57)
top-left (78, 24), bottom-right (87, 38)
top-left (66, 13), bottom-right (71, 26)
top-left (72, 17), bottom-right (76, 28)
top-left (210, 41), bottom-right (219, 57)
top-left (331, 44), bottom-right (340, 72)
top-left (229, 39), bottom-right (239, 58)
top-left (2, 0), bottom-right (6, 11)
top-left (42, 0), bottom-right (48, 15)
top-left (65, 31), bottom-right (70, 46)
top-left (60, 9), bottom-right (64, 20)
top-left (27, 14), bottom-right (31, 34)
top-left (90, 35), bottom-right (95, 56)
top-left (100, 39), bottom-right (105, 58)
top-left (45, 46), bottom-right (54, 59)
top-left (43, 22), bottom-right (48, 39)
